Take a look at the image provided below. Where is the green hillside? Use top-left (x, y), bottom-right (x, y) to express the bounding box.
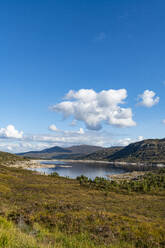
top-left (108, 138), bottom-right (165, 163)
top-left (0, 151), bottom-right (27, 165)
top-left (81, 138), bottom-right (165, 164)
top-left (82, 146), bottom-right (122, 161)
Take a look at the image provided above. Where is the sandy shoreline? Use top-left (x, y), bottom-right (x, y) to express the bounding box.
top-left (108, 171), bottom-right (146, 181)
top-left (8, 159), bottom-right (165, 169)
top-left (7, 158), bottom-right (164, 169)
top-left (6, 159), bottom-right (114, 169)
top-left (6, 160), bottom-right (57, 169)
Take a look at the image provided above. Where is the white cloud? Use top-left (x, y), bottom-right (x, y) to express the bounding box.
top-left (0, 142), bottom-right (50, 153)
top-left (115, 137), bottom-right (132, 146)
top-left (115, 136), bottom-right (144, 146)
top-left (138, 90), bottom-right (159, 107)
top-left (78, 128), bottom-right (85, 134)
top-left (0, 125), bottom-right (23, 139)
top-left (31, 128), bottom-right (86, 144)
top-left (25, 131), bottom-right (123, 149)
top-left (162, 120), bottom-right (165, 125)
top-left (137, 136), bottom-right (144, 141)
top-left (0, 125), bottom-right (144, 153)
top-left (51, 89), bottom-right (136, 130)
top-left (28, 129), bottom-right (143, 150)
top-left (49, 124), bottom-right (59, 132)
top-left (0, 130), bottom-right (109, 153)
top-left (49, 124), bottom-right (85, 134)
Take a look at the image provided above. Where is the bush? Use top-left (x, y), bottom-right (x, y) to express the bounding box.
top-left (76, 169), bottom-right (165, 193)
top-left (50, 172), bottom-right (59, 177)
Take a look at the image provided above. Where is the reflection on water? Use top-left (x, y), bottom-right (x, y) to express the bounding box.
top-left (31, 161), bottom-right (125, 180)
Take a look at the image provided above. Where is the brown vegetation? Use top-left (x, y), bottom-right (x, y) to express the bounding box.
top-left (0, 162), bottom-right (164, 247)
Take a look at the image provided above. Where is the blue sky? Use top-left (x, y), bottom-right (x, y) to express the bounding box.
top-left (0, 0), bottom-right (165, 152)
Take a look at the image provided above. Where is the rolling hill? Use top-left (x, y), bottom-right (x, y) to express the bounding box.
top-left (80, 138), bottom-right (165, 163)
top-left (17, 138), bottom-right (165, 163)
top-left (0, 151), bottom-right (27, 165)
top-left (107, 138), bottom-right (165, 163)
top-left (17, 145), bottom-right (103, 159)
top-left (82, 146), bottom-right (123, 160)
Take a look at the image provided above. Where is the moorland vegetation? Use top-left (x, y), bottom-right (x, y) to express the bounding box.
top-left (0, 151), bottom-right (165, 248)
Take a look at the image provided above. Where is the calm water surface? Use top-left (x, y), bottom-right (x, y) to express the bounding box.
top-left (31, 161), bottom-right (125, 180)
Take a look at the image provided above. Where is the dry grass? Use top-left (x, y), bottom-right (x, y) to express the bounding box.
top-left (0, 164), bottom-right (164, 247)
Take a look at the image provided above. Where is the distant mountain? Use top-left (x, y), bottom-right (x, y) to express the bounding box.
top-left (17, 145), bottom-right (103, 159)
top-left (108, 138), bottom-right (165, 163)
top-left (17, 138), bottom-right (165, 163)
top-left (28, 146), bottom-right (71, 154)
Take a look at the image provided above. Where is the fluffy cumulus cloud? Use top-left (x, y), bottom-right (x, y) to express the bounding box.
top-left (138, 90), bottom-right (159, 107)
top-left (49, 124), bottom-right (59, 132)
top-left (0, 125), bottom-right (23, 139)
top-left (163, 120), bottom-right (165, 125)
top-left (51, 89), bottom-right (136, 130)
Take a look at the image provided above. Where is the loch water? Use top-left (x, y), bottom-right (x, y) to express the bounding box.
top-left (31, 161), bottom-right (125, 180)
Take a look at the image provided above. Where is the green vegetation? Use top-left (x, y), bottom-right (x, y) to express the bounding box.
top-left (0, 216), bottom-right (122, 248)
top-left (0, 151), bottom-right (27, 165)
top-left (0, 163), bottom-right (164, 247)
top-left (0, 216), bottom-right (45, 248)
top-left (50, 172), bottom-right (59, 177)
top-left (82, 147), bottom-right (122, 161)
top-left (77, 168), bottom-right (165, 193)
